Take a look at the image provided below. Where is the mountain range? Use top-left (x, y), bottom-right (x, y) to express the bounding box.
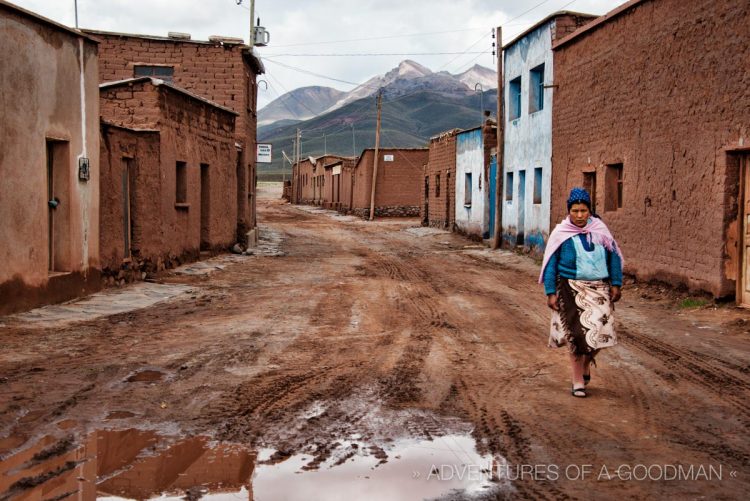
top-left (257, 60), bottom-right (498, 178)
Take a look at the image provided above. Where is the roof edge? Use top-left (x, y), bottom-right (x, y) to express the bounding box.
top-left (100, 77), bottom-right (239, 116)
top-left (503, 10), bottom-right (597, 50)
top-left (1, 0), bottom-right (99, 43)
top-left (553, 0), bottom-right (651, 50)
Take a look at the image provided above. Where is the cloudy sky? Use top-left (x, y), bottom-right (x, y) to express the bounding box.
top-left (12, 0), bottom-right (627, 107)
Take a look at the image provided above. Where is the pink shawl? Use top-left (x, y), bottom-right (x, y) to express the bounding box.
top-left (538, 217), bottom-right (623, 284)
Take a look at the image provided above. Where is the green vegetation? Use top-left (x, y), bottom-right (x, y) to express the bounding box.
top-left (678, 297), bottom-right (709, 309)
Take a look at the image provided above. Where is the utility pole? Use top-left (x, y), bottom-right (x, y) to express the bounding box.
top-left (295, 128), bottom-right (301, 202)
top-left (351, 124), bottom-right (356, 157)
top-left (492, 26), bottom-right (504, 250)
top-left (369, 89), bottom-right (383, 221)
top-left (249, 0), bottom-right (256, 48)
top-left (74, 0), bottom-right (78, 28)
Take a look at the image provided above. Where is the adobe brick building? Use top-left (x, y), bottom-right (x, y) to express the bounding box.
top-left (0, 2), bottom-right (101, 314)
top-left (552, 0), bottom-right (750, 299)
top-left (422, 129), bottom-right (460, 229)
top-left (350, 148), bottom-right (429, 218)
top-left (323, 157), bottom-right (357, 210)
top-left (82, 29), bottom-right (264, 243)
top-left (291, 155), bottom-right (352, 206)
top-left (99, 77), bottom-right (237, 280)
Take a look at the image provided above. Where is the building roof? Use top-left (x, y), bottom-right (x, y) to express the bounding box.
top-left (0, 0), bottom-right (99, 43)
top-left (503, 10), bottom-right (597, 50)
top-left (82, 28), bottom-right (264, 74)
top-left (553, 0), bottom-right (651, 50)
top-left (100, 120), bottom-right (159, 134)
top-left (429, 128), bottom-right (463, 142)
top-left (100, 77), bottom-right (239, 116)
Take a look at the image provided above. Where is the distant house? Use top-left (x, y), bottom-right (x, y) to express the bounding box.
top-left (551, 0), bottom-right (749, 300)
top-left (0, 2), bottom-right (100, 314)
top-left (501, 11), bottom-right (595, 254)
top-left (99, 77), bottom-right (238, 279)
top-left (324, 157), bottom-right (357, 211)
top-left (82, 28), bottom-right (264, 244)
top-left (422, 129), bottom-right (461, 229)
top-left (454, 122), bottom-right (497, 239)
top-left (292, 157), bottom-right (316, 204)
top-left (349, 148), bottom-right (429, 218)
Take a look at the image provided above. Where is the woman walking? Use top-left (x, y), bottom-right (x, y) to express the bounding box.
top-left (539, 188), bottom-right (624, 398)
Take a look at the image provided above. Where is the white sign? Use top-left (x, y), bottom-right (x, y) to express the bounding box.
top-left (332, 165), bottom-right (342, 175)
top-left (257, 143), bottom-right (272, 163)
top-left (383, 154), bottom-right (394, 162)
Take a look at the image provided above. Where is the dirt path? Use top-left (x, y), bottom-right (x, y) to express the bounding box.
top-left (1, 187), bottom-right (749, 499)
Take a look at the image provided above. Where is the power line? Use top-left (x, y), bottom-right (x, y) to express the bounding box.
top-left (262, 58), bottom-right (382, 90)
top-left (270, 27), bottom-right (489, 48)
top-left (261, 51), bottom-right (490, 57)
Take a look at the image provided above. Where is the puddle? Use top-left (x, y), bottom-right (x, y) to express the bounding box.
top-left (254, 434), bottom-right (507, 500)
top-left (7, 283), bottom-right (194, 328)
top-left (105, 411), bottom-right (136, 420)
top-left (0, 428), bottom-right (509, 500)
top-left (126, 370), bottom-right (166, 383)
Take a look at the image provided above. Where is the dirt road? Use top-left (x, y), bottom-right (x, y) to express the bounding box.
top-left (1, 185), bottom-right (749, 500)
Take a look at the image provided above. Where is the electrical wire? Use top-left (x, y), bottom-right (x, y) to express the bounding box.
top-left (262, 51), bottom-right (490, 57)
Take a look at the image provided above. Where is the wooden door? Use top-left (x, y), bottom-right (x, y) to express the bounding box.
top-left (740, 155), bottom-right (750, 307)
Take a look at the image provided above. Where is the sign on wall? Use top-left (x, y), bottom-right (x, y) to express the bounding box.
top-left (383, 154), bottom-right (394, 162)
top-left (257, 143), bottom-right (272, 163)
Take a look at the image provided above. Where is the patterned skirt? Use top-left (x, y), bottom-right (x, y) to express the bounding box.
top-left (549, 278), bottom-right (617, 356)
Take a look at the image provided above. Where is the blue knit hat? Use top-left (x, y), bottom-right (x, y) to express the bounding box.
top-left (567, 187), bottom-right (591, 210)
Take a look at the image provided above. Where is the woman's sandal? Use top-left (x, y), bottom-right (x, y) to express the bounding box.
top-left (571, 386), bottom-right (587, 398)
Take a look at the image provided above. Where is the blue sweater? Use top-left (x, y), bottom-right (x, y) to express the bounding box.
top-left (543, 234), bottom-right (623, 295)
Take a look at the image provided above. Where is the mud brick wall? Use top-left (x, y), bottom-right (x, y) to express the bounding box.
top-left (88, 31), bottom-right (259, 237)
top-left (352, 149), bottom-right (429, 211)
top-left (552, 0), bottom-right (750, 297)
top-left (423, 133), bottom-right (458, 229)
top-left (99, 81), bottom-right (237, 280)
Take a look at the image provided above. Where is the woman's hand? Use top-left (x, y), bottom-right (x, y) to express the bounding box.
top-left (547, 294), bottom-right (559, 311)
top-left (610, 286), bottom-right (622, 303)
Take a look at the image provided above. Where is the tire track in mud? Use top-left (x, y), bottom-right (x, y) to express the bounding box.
top-left (622, 326), bottom-right (750, 417)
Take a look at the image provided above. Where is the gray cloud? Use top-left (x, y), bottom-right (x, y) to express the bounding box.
top-left (12, 0), bottom-right (627, 107)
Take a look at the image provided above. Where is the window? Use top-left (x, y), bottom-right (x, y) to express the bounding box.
top-left (583, 172), bottom-right (597, 214)
top-left (533, 167), bottom-right (543, 204)
top-left (464, 173), bottom-right (472, 206)
top-left (509, 76), bottom-right (522, 120)
top-left (529, 64), bottom-right (545, 113)
top-left (175, 161), bottom-right (187, 204)
top-left (604, 163), bottom-right (623, 211)
top-left (134, 65), bottom-right (174, 83)
top-left (435, 174), bottom-right (441, 197)
top-left (506, 172), bottom-right (514, 201)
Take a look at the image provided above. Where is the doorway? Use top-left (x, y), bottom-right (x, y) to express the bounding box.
top-left (739, 154), bottom-right (750, 306)
top-left (423, 176), bottom-right (430, 225)
top-left (46, 140), bottom-right (71, 272)
top-left (201, 163), bottom-right (210, 250)
top-left (122, 158), bottom-right (135, 258)
top-left (517, 169), bottom-right (526, 245)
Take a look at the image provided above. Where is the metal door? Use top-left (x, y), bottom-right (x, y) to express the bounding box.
top-left (517, 169), bottom-right (526, 245)
top-left (488, 155), bottom-right (497, 238)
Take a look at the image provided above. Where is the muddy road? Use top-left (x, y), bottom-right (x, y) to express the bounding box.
top-left (1, 186), bottom-right (749, 500)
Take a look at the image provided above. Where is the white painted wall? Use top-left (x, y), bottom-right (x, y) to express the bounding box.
top-left (455, 128), bottom-right (487, 238)
top-left (501, 20), bottom-right (554, 253)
